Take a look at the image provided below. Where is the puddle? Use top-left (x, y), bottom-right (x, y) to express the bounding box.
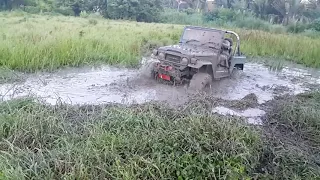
top-left (0, 61), bottom-right (319, 106)
top-left (0, 65), bottom-right (189, 105)
top-left (210, 63), bottom-right (320, 103)
top-left (212, 106), bottom-right (266, 125)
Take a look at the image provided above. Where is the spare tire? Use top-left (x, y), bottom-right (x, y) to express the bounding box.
top-left (189, 73), bottom-right (212, 91)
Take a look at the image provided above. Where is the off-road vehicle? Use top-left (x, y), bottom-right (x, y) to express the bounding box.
top-left (149, 25), bottom-right (246, 90)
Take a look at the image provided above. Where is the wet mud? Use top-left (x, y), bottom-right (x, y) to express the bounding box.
top-left (0, 60), bottom-right (319, 124)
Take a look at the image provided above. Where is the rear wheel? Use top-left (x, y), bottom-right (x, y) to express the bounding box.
top-left (231, 66), bottom-right (243, 79)
top-left (189, 73), bottom-right (212, 91)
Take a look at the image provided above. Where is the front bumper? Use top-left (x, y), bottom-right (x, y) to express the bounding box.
top-left (153, 63), bottom-right (183, 83)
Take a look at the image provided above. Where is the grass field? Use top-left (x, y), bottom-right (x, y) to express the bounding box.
top-left (0, 12), bottom-right (319, 179)
top-left (0, 92), bottom-right (319, 179)
top-left (1, 13), bottom-right (320, 72)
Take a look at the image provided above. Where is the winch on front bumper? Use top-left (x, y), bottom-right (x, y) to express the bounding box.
top-left (152, 63), bottom-right (186, 84)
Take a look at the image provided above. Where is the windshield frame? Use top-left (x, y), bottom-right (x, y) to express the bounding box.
top-left (179, 26), bottom-right (226, 49)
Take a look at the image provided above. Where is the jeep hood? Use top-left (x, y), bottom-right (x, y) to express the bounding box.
top-left (158, 44), bottom-right (219, 57)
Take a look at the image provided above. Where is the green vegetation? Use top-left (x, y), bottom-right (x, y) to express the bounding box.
top-left (0, 91), bottom-right (319, 179)
top-left (0, 1), bottom-right (319, 179)
top-left (262, 92), bottom-right (320, 179)
top-left (1, 13), bottom-right (320, 72)
top-left (0, 67), bottom-right (23, 83)
top-left (0, 13), bottom-right (180, 71)
top-left (2, 0), bottom-right (320, 36)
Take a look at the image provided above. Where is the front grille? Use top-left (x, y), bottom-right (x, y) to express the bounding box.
top-left (165, 54), bottom-right (181, 63)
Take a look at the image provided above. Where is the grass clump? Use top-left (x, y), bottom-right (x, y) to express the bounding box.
top-left (88, 19), bottom-right (98, 25)
top-left (262, 91), bottom-right (320, 179)
top-left (0, 98), bottom-right (262, 179)
top-left (0, 67), bottom-right (24, 84)
top-left (265, 92), bottom-right (320, 148)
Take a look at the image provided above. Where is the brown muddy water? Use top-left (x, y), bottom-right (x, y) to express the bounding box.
top-left (0, 60), bottom-right (319, 124)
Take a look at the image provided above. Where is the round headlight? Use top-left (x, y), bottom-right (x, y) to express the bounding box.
top-left (191, 58), bottom-right (197, 64)
top-left (159, 53), bottom-right (165, 59)
top-left (181, 58), bottom-right (189, 65)
top-left (152, 49), bottom-right (158, 56)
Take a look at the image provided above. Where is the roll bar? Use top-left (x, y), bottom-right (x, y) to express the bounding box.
top-left (226, 30), bottom-right (241, 56)
top-left (180, 26), bottom-right (242, 56)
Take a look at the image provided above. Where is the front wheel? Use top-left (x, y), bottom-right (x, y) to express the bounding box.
top-left (188, 73), bottom-right (212, 91)
top-left (140, 59), bottom-right (158, 79)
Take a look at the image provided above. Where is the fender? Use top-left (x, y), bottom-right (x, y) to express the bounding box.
top-left (229, 55), bottom-right (246, 73)
top-left (188, 61), bottom-right (212, 69)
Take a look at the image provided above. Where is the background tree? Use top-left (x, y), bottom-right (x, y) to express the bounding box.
top-left (106, 0), bottom-right (162, 22)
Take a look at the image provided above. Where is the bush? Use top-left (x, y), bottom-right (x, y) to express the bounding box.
top-left (287, 21), bottom-right (308, 33)
top-left (54, 7), bottom-right (75, 16)
top-left (204, 8), bottom-right (237, 22)
top-left (88, 13), bottom-right (104, 19)
top-left (269, 24), bottom-right (287, 34)
top-left (88, 19), bottom-right (98, 25)
top-left (301, 29), bottom-right (320, 38)
top-left (159, 9), bottom-right (204, 25)
top-left (234, 16), bottom-right (271, 31)
top-left (23, 6), bottom-right (41, 14)
top-left (80, 10), bottom-right (89, 18)
top-left (184, 8), bottom-right (196, 15)
top-left (310, 18), bottom-right (320, 31)
top-left (106, 0), bottom-right (162, 22)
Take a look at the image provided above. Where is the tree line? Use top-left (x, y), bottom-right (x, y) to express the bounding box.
top-left (0, 0), bottom-right (319, 25)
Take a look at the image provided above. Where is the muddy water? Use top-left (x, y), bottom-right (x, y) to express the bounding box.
top-left (212, 106), bottom-right (266, 125)
top-left (211, 63), bottom-right (320, 103)
top-left (0, 62), bottom-right (319, 106)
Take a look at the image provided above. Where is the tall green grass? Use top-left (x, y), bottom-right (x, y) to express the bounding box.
top-left (0, 13), bottom-right (320, 72)
top-left (0, 98), bottom-right (261, 179)
top-left (0, 14), bottom-right (180, 71)
top-left (239, 30), bottom-right (320, 67)
top-left (0, 92), bottom-right (319, 179)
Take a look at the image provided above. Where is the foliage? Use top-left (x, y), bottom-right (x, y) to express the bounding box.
top-left (105, 0), bottom-right (162, 22)
top-left (310, 18), bottom-right (320, 31)
top-left (88, 18), bottom-right (97, 25)
top-left (53, 6), bottom-right (74, 16)
top-left (204, 8), bottom-right (238, 22)
top-left (23, 6), bottom-right (41, 14)
top-left (301, 29), bottom-right (320, 38)
top-left (287, 21), bottom-right (308, 33)
top-left (159, 8), bottom-right (204, 25)
top-left (1, 0), bottom-right (319, 27)
top-left (234, 16), bottom-right (272, 31)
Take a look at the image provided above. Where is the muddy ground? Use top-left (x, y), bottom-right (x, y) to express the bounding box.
top-left (0, 59), bottom-right (319, 124)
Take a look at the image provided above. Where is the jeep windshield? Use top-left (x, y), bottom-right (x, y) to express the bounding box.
top-left (180, 26), bottom-right (225, 50)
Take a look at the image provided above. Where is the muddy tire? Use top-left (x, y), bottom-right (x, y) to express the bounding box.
top-left (231, 68), bottom-right (242, 79)
top-left (140, 59), bottom-right (158, 79)
top-left (189, 73), bottom-right (212, 91)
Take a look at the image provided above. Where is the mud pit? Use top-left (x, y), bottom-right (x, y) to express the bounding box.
top-left (0, 61), bottom-right (319, 114)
